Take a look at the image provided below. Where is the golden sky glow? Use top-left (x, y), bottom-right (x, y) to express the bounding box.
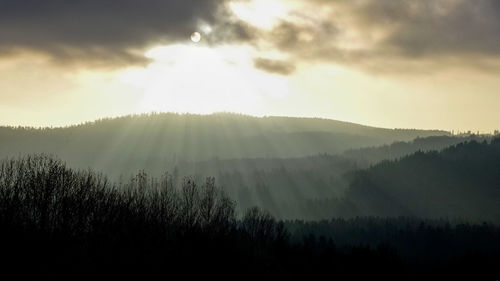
top-left (0, 0), bottom-right (499, 132)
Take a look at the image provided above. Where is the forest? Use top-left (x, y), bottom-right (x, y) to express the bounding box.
top-left (0, 113), bottom-right (489, 219)
top-left (0, 155), bottom-right (498, 280)
top-left (0, 113), bottom-right (448, 175)
top-left (0, 114), bottom-right (499, 279)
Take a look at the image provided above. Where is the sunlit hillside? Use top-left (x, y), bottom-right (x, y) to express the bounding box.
top-left (0, 113), bottom-right (449, 177)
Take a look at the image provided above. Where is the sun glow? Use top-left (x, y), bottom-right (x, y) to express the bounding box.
top-left (117, 44), bottom-right (292, 115)
top-left (228, 0), bottom-right (289, 29)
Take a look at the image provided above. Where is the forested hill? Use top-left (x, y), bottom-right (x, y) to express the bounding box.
top-left (0, 113), bottom-right (448, 176)
top-left (342, 134), bottom-right (493, 166)
top-left (344, 139), bottom-right (500, 221)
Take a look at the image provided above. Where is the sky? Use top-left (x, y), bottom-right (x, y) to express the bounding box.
top-left (0, 0), bottom-right (499, 132)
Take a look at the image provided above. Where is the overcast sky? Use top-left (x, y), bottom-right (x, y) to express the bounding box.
top-left (1, 0), bottom-right (499, 132)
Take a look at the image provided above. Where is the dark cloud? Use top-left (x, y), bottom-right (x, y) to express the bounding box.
top-left (253, 58), bottom-right (295, 75)
top-left (246, 19), bottom-right (340, 75)
top-left (253, 0), bottom-right (500, 73)
top-left (357, 0), bottom-right (500, 57)
top-left (2, 0), bottom-right (500, 73)
top-left (0, 0), bottom-right (233, 67)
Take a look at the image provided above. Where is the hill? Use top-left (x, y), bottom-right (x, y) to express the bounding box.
top-left (342, 134), bottom-right (492, 166)
top-left (166, 135), bottom-right (493, 219)
top-left (343, 139), bottom-right (500, 221)
top-left (0, 112), bottom-right (449, 178)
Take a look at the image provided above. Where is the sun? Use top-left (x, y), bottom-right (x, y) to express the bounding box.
top-left (190, 32), bottom-right (201, 43)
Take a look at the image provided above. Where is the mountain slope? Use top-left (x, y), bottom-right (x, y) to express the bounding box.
top-left (0, 112), bottom-right (448, 177)
top-left (343, 134), bottom-right (493, 166)
top-left (344, 139), bottom-right (500, 221)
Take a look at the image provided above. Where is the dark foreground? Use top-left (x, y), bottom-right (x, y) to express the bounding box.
top-left (0, 156), bottom-right (498, 280)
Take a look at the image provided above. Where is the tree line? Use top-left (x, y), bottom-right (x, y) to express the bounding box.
top-left (0, 154), bottom-right (499, 280)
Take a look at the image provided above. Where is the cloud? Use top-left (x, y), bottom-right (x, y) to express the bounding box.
top-left (2, 0), bottom-right (500, 73)
top-left (0, 0), bottom-right (236, 67)
top-left (355, 0), bottom-right (500, 57)
top-left (247, 0), bottom-right (500, 73)
top-left (253, 58), bottom-right (295, 75)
